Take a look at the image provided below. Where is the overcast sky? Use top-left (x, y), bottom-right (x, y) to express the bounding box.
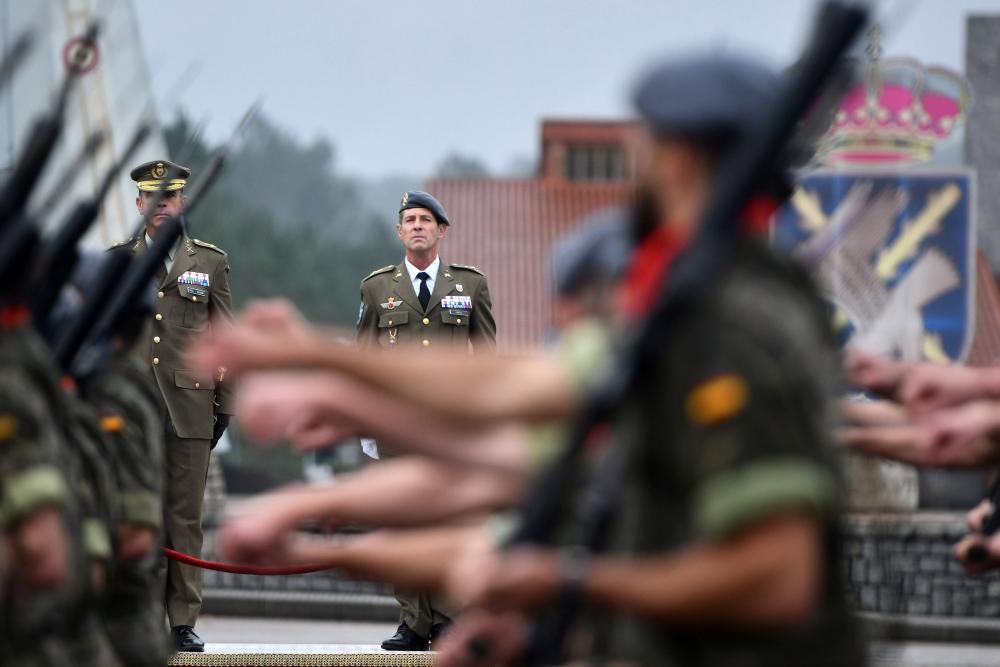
top-left (134, 0), bottom-right (998, 179)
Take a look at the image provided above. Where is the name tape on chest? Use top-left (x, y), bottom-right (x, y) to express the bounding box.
top-left (178, 271), bottom-right (210, 287)
top-left (441, 295), bottom-right (472, 310)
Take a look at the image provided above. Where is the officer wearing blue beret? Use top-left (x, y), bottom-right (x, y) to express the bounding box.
top-left (357, 190), bottom-right (496, 651)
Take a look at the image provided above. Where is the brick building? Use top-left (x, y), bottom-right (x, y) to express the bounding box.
top-left (429, 118), bottom-right (1000, 362)
top-left (428, 120), bottom-right (638, 349)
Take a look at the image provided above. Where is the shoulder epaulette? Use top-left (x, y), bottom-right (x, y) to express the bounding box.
top-left (450, 263), bottom-right (485, 276)
top-left (362, 265), bottom-right (396, 281)
top-left (192, 238), bottom-right (227, 255)
top-left (107, 237), bottom-right (138, 252)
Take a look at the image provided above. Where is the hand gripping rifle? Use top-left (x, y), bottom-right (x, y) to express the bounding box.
top-left (498, 4), bottom-right (869, 665)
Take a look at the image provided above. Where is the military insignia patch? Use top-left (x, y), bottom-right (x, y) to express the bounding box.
top-left (178, 271), bottom-right (210, 287)
top-left (380, 296), bottom-right (400, 310)
top-left (401, 192), bottom-right (409, 207)
top-left (442, 295), bottom-right (472, 310)
top-left (774, 169), bottom-right (975, 362)
top-left (0, 414), bottom-right (18, 442)
top-left (456, 284), bottom-right (464, 292)
top-left (686, 374), bottom-right (748, 426)
top-left (99, 415), bottom-right (125, 433)
top-left (151, 162), bottom-right (167, 179)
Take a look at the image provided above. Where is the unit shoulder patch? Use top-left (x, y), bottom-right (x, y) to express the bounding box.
top-left (449, 263), bottom-right (485, 276)
top-left (362, 265), bottom-right (396, 282)
top-left (192, 238), bottom-right (227, 255)
top-left (685, 374), bottom-right (749, 427)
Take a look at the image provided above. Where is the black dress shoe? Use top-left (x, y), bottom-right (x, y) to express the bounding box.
top-left (173, 625), bottom-right (205, 652)
top-left (429, 621), bottom-right (452, 648)
top-left (381, 623), bottom-right (428, 651)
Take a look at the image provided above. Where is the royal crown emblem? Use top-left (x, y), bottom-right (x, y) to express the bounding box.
top-left (815, 26), bottom-right (971, 166)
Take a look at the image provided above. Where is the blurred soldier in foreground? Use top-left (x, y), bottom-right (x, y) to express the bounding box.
top-left (0, 261), bottom-right (120, 667)
top-left (108, 160), bottom-right (235, 652)
top-left (190, 53), bottom-right (864, 666)
top-left (357, 190), bottom-right (496, 651)
top-left (58, 254), bottom-right (171, 666)
top-left (0, 285), bottom-right (73, 665)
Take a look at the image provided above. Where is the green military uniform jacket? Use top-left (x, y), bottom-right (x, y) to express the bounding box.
top-left (85, 353), bottom-right (171, 667)
top-left (357, 260), bottom-right (496, 351)
top-left (86, 355), bottom-right (165, 534)
top-left (0, 325), bottom-right (69, 532)
top-left (109, 233), bottom-right (235, 440)
top-left (557, 240), bottom-right (865, 667)
top-left (0, 323), bottom-right (113, 643)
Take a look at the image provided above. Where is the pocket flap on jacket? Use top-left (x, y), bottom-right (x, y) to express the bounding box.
top-left (378, 311), bottom-right (408, 328)
top-left (174, 370), bottom-right (215, 390)
top-left (440, 311), bottom-right (470, 326)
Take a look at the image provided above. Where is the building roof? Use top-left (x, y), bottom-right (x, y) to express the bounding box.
top-left (427, 179), bottom-right (632, 349)
top-left (968, 252), bottom-right (1000, 366)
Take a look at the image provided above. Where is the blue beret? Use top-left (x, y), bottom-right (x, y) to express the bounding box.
top-left (633, 53), bottom-right (779, 143)
top-left (399, 190), bottom-right (450, 226)
top-left (551, 208), bottom-right (631, 297)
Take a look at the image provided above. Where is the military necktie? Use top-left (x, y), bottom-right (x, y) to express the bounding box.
top-left (416, 272), bottom-right (431, 311)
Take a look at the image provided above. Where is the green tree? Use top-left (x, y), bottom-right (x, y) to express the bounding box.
top-left (164, 110), bottom-right (398, 325)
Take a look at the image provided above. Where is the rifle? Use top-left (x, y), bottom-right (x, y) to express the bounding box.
top-left (502, 4), bottom-right (869, 665)
top-left (0, 30), bottom-right (35, 98)
top-left (31, 128), bottom-right (108, 218)
top-left (32, 121), bottom-right (152, 336)
top-left (0, 218), bottom-right (40, 303)
top-left (56, 104), bottom-right (259, 379)
top-left (0, 22), bottom-right (98, 229)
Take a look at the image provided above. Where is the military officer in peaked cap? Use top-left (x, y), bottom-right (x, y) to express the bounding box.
top-left (357, 190), bottom-right (496, 651)
top-left (108, 159), bottom-right (235, 653)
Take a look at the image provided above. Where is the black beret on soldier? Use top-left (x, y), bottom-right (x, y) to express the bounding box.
top-left (633, 54), bottom-right (779, 145)
top-left (399, 190), bottom-right (450, 226)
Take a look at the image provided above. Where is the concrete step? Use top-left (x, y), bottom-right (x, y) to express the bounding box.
top-left (202, 589), bottom-right (399, 623)
top-left (168, 645), bottom-right (432, 666)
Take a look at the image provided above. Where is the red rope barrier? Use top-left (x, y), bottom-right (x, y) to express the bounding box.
top-left (161, 547), bottom-right (328, 575)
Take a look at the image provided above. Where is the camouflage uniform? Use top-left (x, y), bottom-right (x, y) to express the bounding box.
top-left (0, 323), bottom-right (71, 666)
top-left (569, 240), bottom-right (865, 666)
top-left (85, 353), bottom-right (170, 666)
top-left (0, 322), bottom-right (121, 667)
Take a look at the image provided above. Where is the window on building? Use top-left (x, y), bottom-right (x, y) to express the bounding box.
top-left (564, 143), bottom-right (628, 182)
